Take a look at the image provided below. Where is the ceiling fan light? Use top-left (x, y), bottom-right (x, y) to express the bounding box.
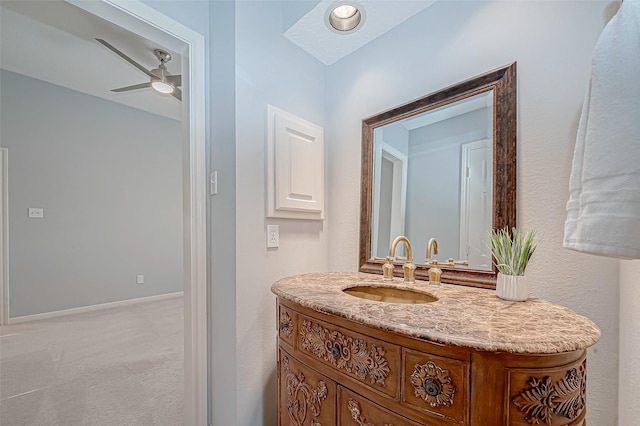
top-left (151, 79), bottom-right (174, 94)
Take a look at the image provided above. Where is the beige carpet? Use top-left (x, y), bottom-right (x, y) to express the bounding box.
top-left (0, 296), bottom-right (183, 425)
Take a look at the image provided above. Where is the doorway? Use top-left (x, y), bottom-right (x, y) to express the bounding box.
top-left (0, 0), bottom-right (207, 424)
top-left (64, 1), bottom-right (207, 424)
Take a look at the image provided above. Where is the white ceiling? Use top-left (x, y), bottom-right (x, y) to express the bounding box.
top-left (0, 0), bottom-right (183, 121)
top-left (1, 0), bottom-right (437, 118)
top-left (285, 0), bottom-right (437, 65)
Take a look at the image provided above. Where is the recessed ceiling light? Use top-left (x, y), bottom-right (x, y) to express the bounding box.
top-left (325, 1), bottom-right (365, 34)
top-left (332, 5), bottom-right (357, 19)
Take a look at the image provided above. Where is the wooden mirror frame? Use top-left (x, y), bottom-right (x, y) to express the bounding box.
top-left (359, 63), bottom-right (517, 289)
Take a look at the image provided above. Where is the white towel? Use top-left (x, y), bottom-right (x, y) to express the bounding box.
top-left (563, 0), bottom-right (640, 259)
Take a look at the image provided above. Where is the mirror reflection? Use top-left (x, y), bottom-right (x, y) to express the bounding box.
top-left (371, 91), bottom-right (494, 270)
top-left (359, 63), bottom-right (517, 288)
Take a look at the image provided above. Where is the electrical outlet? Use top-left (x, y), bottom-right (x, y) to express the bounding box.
top-left (28, 208), bottom-right (44, 218)
top-left (136, 274), bottom-right (144, 284)
top-left (267, 225), bottom-right (279, 248)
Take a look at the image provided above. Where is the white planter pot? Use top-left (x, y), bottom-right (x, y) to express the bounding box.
top-left (496, 273), bottom-right (528, 302)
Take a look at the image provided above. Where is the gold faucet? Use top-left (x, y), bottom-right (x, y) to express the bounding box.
top-left (425, 238), bottom-right (442, 287)
top-left (426, 238), bottom-right (439, 263)
top-left (389, 236), bottom-right (416, 284)
top-left (425, 237), bottom-right (469, 267)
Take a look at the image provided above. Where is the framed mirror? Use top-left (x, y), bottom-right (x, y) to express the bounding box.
top-left (359, 63), bottom-right (516, 288)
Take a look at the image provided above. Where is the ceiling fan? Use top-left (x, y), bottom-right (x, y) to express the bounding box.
top-left (96, 38), bottom-right (182, 101)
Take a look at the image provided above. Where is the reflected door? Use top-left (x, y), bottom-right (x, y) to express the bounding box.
top-left (459, 139), bottom-right (492, 269)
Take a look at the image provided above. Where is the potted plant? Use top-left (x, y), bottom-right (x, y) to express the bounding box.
top-left (489, 227), bottom-right (538, 301)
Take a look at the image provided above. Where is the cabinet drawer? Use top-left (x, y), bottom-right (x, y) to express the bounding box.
top-left (338, 386), bottom-right (422, 426)
top-left (402, 349), bottom-right (469, 423)
top-left (507, 356), bottom-right (587, 426)
top-left (279, 349), bottom-right (336, 426)
top-left (279, 304), bottom-right (296, 347)
top-left (296, 314), bottom-right (401, 398)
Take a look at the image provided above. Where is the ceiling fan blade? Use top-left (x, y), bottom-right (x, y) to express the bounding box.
top-left (171, 88), bottom-right (182, 101)
top-left (166, 75), bottom-right (182, 87)
top-left (111, 82), bottom-right (152, 92)
top-left (96, 38), bottom-right (155, 79)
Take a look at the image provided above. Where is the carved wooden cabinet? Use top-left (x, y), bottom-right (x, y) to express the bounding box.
top-left (279, 349), bottom-right (336, 425)
top-left (277, 299), bottom-right (589, 426)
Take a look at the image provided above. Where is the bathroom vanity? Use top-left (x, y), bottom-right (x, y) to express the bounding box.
top-left (271, 272), bottom-right (600, 426)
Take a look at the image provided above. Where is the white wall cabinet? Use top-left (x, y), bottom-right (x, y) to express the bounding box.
top-left (267, 105), bottom-right (324, 220)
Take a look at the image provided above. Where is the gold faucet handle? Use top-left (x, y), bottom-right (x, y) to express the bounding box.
top-left (443, 258), bottom-right (470, 267)
top-left (376, 256), bottom-right (394, 281)
top-left (425, 259), bottom-right (452, 267)
top-left (428, 263), bottom-right (442, 287)
top-left (403, 261), bottom-right (416, 284)
top-left (425, 258), bottom-right (469, 268)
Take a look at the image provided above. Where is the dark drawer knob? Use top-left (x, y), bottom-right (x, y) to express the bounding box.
top-left (331, 343), bottom-right (341, 358)
top-left (423, 379), bottom-right (442, 397)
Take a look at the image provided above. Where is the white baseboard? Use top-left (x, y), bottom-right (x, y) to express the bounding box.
top-left (8, 291), bottom-right (183, 324)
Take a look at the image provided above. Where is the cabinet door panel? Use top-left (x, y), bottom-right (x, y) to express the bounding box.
top-left (279, 349), bottom-right (336, 426)
top-left (338, 386), bottom-right (422, 426)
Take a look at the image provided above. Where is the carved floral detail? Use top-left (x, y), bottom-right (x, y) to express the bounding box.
top-left (299, 320), bottom-right (390, 386)
top-left (283, 356), bottom-right (328, 426)
top-left (279, 310), bottom-right (294, 338)
top-left (347, 399), bottom-right (393, 426)
top-left (512, 360), bottom-right (587, 425)
top-left (410, 361), bottom-right (455, 407)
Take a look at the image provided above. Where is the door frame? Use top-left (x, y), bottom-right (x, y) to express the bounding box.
top-left (65, 1), bottom-right (208, 424)
top-left (372, 141), bottom-right (407, 258)
top-left (0, 148), bottom-right (8, 325)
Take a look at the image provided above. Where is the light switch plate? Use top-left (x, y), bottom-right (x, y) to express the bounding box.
top-left (210, 171), bottom-right (218, 196)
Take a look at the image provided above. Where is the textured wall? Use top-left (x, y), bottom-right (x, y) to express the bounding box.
top-left (326, 1), bottom-right (619, 424)
top-left (235, 1), bottom-right (328, 424)
top-left (0, 70), bottom-right (182, 317)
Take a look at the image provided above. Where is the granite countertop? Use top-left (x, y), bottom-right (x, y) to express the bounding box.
top-left (271, 272), bottom-right (601, 354)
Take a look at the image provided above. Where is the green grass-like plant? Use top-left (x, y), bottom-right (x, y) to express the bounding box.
top-left (489, 227), bottom-right (537, 276)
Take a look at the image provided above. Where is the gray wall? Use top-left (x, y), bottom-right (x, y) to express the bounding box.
top-left (381, 123), bottom-right (409, 155)
top-left (0, 69), bottom-right (183, 317)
